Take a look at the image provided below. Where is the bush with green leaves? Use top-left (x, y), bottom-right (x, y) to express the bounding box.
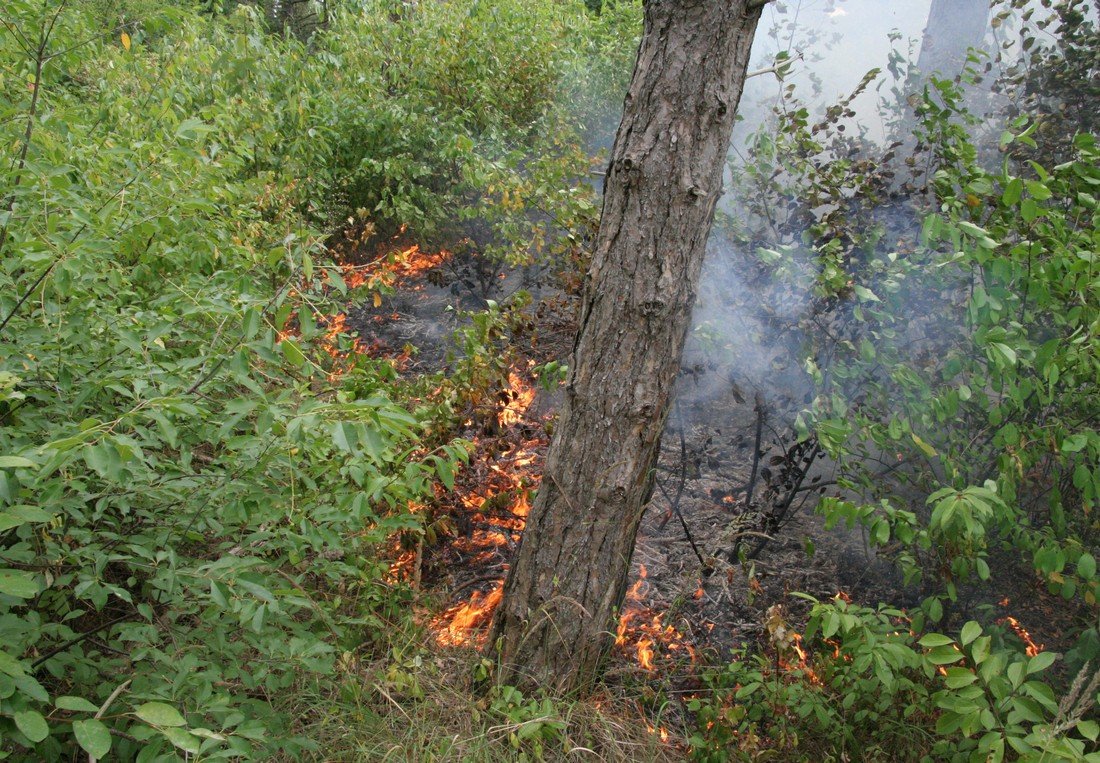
top-left (710, 11), bottom-right (1098, 755)
top-left (0, 1), bottom-right (474, 758)
top-left (307, 0), bottom-right (614, 270)
top-left (689, 596), bottom-right (1097, 762)
top-left (801, 79), bottom-right (1098, 629)
top-left (721, 0), bottom-right (1096, 655)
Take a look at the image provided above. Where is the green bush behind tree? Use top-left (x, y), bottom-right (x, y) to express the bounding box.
top-left (0, 0), bottom-right (633, 757)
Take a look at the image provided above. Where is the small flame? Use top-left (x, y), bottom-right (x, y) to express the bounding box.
top-left (426, 398), bottom-right (548, 648)
top-left (645, 723), bottom-right (670, 743)
top-left (767, 604), bottom-right (822, 685)
top-left (615, 564), bottom-right (695, 671)
top-left (511, 492), bottom-right (531, 518)
top-left (999, 615), bottom-right (1043, 657)
top-left (433, 585), bottom-right (504, 647)
top-left (340, 244), bottom-right (452, 292)
top-left (498, 371), bottom-right (537, 428)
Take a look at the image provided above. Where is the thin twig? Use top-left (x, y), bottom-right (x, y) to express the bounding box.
top-left (0, 0), bottom-right (68, 254)
top-left (94, 679), bottom-right (131, 720)
top-left (661, 400), bottom-right (706, 568)
top-left (32, 615), bottom-right (129, 669)
top-left (741, 391), bottom-right (766, 502)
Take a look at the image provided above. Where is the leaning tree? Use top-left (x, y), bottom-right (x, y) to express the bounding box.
top-left (489, 0), bottom-right (766, 692)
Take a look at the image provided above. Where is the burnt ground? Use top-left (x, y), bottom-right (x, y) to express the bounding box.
top-left (339, 233), bottom-right (1081, 687)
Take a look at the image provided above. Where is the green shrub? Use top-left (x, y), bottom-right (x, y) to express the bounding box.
top-left (723, 15), bottom-right (1097, 653)
top-left (0, 2), bottom-right (468, 757)
top-left (689, 596), bottom-right (1097, 762)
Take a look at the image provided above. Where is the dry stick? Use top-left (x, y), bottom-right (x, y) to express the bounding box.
top-left (94, 679), bottom-right (131, 720)
top-left (655, 397), bottom-right (689, 530)
top-left (89, 678), bottom-right (132, 762)
top-left (448, 572), bottom-right (507, 599)
top-left (0, 16), bottom-right (37, 57)
top-left (748, 442), bottom-right (820, 560)
top-left (652, 401), bottom-right (707, 569)
top-left (654, 477), bottom-right (706, 570)
top-left (740, 391), bottom-right (767, 503)
top-left (744, 51), bottom-right (804, 80)
top-left (0, 1), bottom-right (67, 255)
top-left (412, 532), bottom-right (424, 589)
top-left (31, 614), bottom-right (129, 670)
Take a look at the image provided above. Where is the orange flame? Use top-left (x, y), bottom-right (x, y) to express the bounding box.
top-left (498, 371), bottom-right (537, 428)
top-left (999, 616), bottom-right (1043, 657)
top-left (433, 585), bottom-right (504, 647)
top-left (615, 564), bottom-right (696, 671)
top-left (645, 723), bottom-right (671, 743)
top-left (341, 244), bottom-right (452, 294)
top-left (424, 374), bottom-right (547, 647)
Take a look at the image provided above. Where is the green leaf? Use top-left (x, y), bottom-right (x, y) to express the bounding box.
top-left (1001, 178), bottom-right (1023, 206)
top-left (83, 443), bottom-right (113, 477)
top-left (435, 457), bottom-right (455, 491)
top-left (14, 710), bottom-right (49, 742)
top-left (0, 649), bottom-right (26, 676)
top-left (6, 505), bottom-right (52, 523)
top-left (209, 580), bottom-right (230, 608)
top-left (926, 644), bottom-right (964, 665)
top-left (175, 117), bottom-right (212, 141)
top-left (975, 557), bottom-right (990, 580)
top-left (943, 667), bottom-right (978, 688)
top-left (161, 727), bottom-right (200, 753)
top-left (56, 696), bottom-right (99, 712)
top-left (910, 433), bottom-right (938, 457)
top-left (1020, 198), bottom-right (1039, 222)
top-left (134, 702), bottom-right (186, 727)
top-left (332, 422), bottom-right (358, 454)
top-left (919, 633), bottom-right (955, 648)
top-left (1077, 719), bottom-right (1099, 742)
top-left (0, 456), bottom-right (36, 469)
top-left (251, 603), bottom-right (266, 633)
top-left (0, 569), bottom-right (39, 599)
top-left (1061, 433), bottom-right (1088, 453)
top-left (971, 636), bottom-right (991, 666)
top-left (1025, 180), bottom-right (1051, 200)
top-left (0, 513), bottom-right (25, 532)
top-left (73, 719), bottom-right (112, 758)
top-left (990, 342), bottom-right (1017, 367)
top-left (242, 308), bottom-right (261, 339)
top-left (960, 621), bottom-right (982, 646)
top-left (1079, 553), bottom-right (1097, 580)
top-left (1026, 651), bottom-right (1056, 675)
top-left (0, 505), bottom-right (53, 532)
top-left (280, 338), bottom-right (306, 369)
top-left (1007, 661), bottom-right (1025, 687)
top-left (853, 284), bottom-right (880, 302)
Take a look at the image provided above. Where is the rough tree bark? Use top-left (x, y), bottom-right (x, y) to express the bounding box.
top-left (488, 0), bottom-right (764, 693)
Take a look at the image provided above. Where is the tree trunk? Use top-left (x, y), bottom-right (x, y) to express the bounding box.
top-left (917, 0), bottom-right (990, 77)
top-left (488, 0), bottom-right (764, 693)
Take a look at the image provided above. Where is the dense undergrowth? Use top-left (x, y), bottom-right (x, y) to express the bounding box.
top-left (0, 0), bottom-right (633, 758)
top-left (0, 0), bottom-right (1096, 760)
top-left (691, 2), bottom-right (1099, 758)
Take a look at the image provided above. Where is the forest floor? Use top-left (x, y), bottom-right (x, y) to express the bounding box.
top-left (332, 228), bottom-right (1079, 752)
